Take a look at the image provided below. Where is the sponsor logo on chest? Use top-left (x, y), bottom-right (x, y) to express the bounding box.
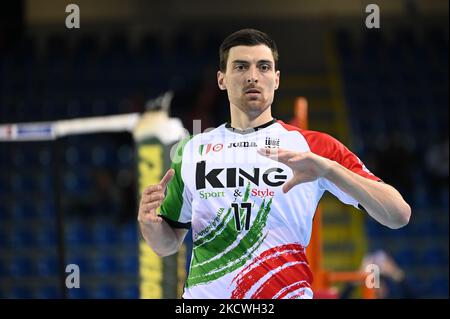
top-left (227, 141), bottom-right (258, 148)
top-left (195, 161), bottom-right (287, 190)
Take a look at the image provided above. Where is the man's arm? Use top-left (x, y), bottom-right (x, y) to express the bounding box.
top-left (139, 220), bottom-right (188, 257)
top-left (258, 148), bottom-right (411, 229)
top-left (323, 160), bottom-right (410, 229)
top-left (138, 169), bottom-right (189, 257)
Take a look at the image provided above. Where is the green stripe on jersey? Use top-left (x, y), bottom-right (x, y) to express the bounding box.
top-left (187, 198), bottom-right (273, 287)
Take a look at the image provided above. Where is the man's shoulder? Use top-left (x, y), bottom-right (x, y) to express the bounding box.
top-left (189, 124), bottom-right (227, 143)
top-left (174, 124), bottom-right (227, 155)
top-left (276, 120), bottom-right (347, 158)
top-left (276, 120), bottom-right (335, 143)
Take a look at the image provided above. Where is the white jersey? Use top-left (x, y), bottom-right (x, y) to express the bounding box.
top-left (160, 119), bottom-right (380, 299)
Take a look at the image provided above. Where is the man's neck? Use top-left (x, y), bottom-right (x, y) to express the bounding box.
top-left (230, 106), bottom-right (273, 130)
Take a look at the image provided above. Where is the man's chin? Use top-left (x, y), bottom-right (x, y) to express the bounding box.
top-left (243, 102), bottom-right (269, 114)
top-left (244, 97), bottom-right (263, 106)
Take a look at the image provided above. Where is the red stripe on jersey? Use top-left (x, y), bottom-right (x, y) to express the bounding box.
top-left (231, 244), bottom-right (312, 299)
top-left (250, 265), bottom-right (311, 299)
top-left (274, 280), bottom-right (310, 299)
top-left (277, 120), bottom-right (381, 182)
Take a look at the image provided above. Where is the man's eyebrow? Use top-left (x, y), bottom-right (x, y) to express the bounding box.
top-left (231, 59), bottom-right (274, 65)
top-left (256, 60), bottom-right (273, 65)
top-left (231, 60), bottom-right (250, 64)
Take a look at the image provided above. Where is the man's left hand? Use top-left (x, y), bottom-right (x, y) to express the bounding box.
top-left (257, 148), bottom-right (333, 193)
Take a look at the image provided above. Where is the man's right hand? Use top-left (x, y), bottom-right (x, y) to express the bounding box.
top-left (138, 168), bottom-right (175, 225)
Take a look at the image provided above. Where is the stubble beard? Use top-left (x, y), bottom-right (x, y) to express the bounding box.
top-left (239, 98), bottom-right (271, 118)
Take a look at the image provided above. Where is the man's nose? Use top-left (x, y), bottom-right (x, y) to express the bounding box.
top-left (246, 66), bottom-right (258, 83)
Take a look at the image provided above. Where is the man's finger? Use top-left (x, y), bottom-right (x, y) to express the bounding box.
top-left (140, 213), bottom-right (163, 224)
top-left (144, 184), bottom-right (162, 195)
top-left (282, 178), bottom-right (298, 193)
top-left (160, 169), bottom-right (175, 189)
top-left (139, 205), bottom-right (163, 221)
top-left (287, 154), bottom-right (305, 162)
top-left (144, 201), bottom-right (163, 211)
top-left (257, 148), bottom-right (292, 163)
top-left (141, 192), bottom-right (165, 204)
top-left (258, 147), bottom-right (287, 155)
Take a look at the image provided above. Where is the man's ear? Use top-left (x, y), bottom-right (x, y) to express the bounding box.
top-left (217, 71), bottom-right (227, 90)
top-left (274, 70), bottom-right (280, 90)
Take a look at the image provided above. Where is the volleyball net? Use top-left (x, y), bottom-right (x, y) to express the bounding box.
top-left (1, 91), bottom-right (190, 299)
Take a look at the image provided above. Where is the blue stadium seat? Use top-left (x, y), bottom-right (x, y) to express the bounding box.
top-left (65, 100), bottom-right (82, 118)
top-left (63, 170), bottom-right (91, 195)
top-left (121, 254), bottom-right (138, 275)
top-left (9, 256), bottom-right (34, 277)
top-left (91, 144), bottom-right (117, 167)
top-left (365, 219), bottom-right (386, 239)
top-left (118, 144), bottom-right (133, 166)
top-left (427, 275), bottom-right (449, 298)
top-left (93, 284), bottom-right (117, 299)
top-left (92, 221), bottom-right (118, 246)
top-left (68, 287), bottom-right (89, 299)
top-left (0, 143), bottom-right (10, 166)
top-left (121, 222), bottom-right (138, 244)
top-left (439, 188), bottom-right (449, 210)
top-left (65, 145), bottom-right (84, 166)
top-left (36, 255), bottom-right (58, 277)
top-left (11, 148), bottom-right (27, 167)
top-left (35, 285), bottom-right (60, 299)
top-left (414, 218), bottom-right (437, 237)
top-left (0, 258), bottom-right (8, 278)
top-left (0, 174), bottom-right (10, 195)
top-left (73, 35), bottom-right (98, 60)
top-left (412, 185), bottom-right (430, 209)
top-left (0, 201), bottom-right (12, 220)
top-left (11, 173), bottom-right (36, 193)
top-left (9, 286), bottom-right (33, 299)
top-left (36, 173), bottom-right (53, 193)
top-left (139, 33), bottom-right (163, 59)
top-left (66, 221), bottom-right (92, 247)
top-left (10, 227), bottom-right (34, 249)
top-left (37, 200), bottom-right (56, 219)
top-left (93, 254), bottom-right (118, 275)
top-left (420, 247), bottom-right (448, 267)
top-left (122, 284), bottom-right (139, 299)
top-left (38, 148), bottom-right (52, 167)
top-left (394, 248), bottom-right (417, 266)
top-left (12, 202), bottom-right (38, 219)
top-left (388, 224), bottom-right (411, 239)
top-left (36, 226), bottom-right (57, 247)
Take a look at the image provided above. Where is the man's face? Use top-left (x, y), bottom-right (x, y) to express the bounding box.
top-left (217, 45), bottom-right (280, 117)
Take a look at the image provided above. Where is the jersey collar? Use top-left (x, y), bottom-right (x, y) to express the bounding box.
top-left (225, 118), bottom-right (277, 135)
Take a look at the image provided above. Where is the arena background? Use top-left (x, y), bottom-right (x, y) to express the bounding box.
top-left (0, 0), bottom-right (448, 299)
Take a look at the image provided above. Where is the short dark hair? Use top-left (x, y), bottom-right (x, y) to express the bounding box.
top-left (219, 28), bottom-right (278, 72)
